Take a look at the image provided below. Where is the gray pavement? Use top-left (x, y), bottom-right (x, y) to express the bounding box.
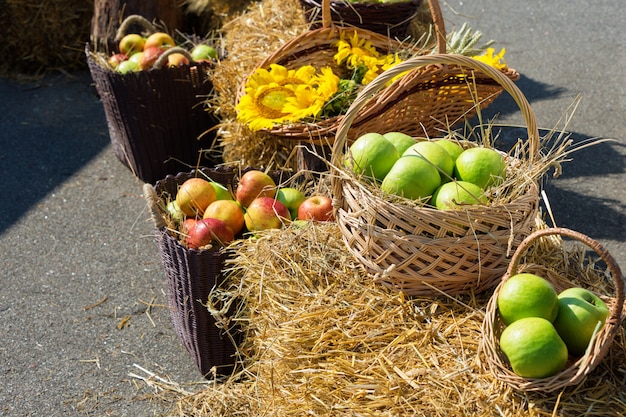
top-left (1, 0), bottom-right (624, 416)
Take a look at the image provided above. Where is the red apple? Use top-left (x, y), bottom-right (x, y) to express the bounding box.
top-left (139, 46), bottom-right (165, 70)
top-left (181, 218), bottom-right (197, 236)
top-left (235, 170), bottom-right (277, 208)
top-left (244, 197), bottom-right (291, 232)
top-left (203, 199), bottom-right (245, 236)
top-left (144, 32), bottom-right (176, 50)
top-left (166, 52), bottom-right (190, 68)
top-left (297, 195), bottom-right (334, 222)
top-left (118, 33), bottom-right (145, 56)
top-left (186, 218), bottom-right (234, 249)
top-left (108, 53), bottom-right (128, 70)
top-left (175, 177), bottom-right (217, 217)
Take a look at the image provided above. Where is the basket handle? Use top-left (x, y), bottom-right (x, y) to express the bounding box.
top-left (330, 53), bottom-right (539, 173)
top-left (506, 227), bottom-right (624, 328)
top-left (320, 0), bottom-right (446, 52)
top-left (114, 14), bottom-right (157, 42)
top-left (152, 47), bottom-right (195, 69)
top-left (143, 183), bottom-right (167, 229)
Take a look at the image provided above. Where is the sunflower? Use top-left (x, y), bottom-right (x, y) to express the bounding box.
top-left (284, 68), bottom-right (339, 121)
top-left (333, 31), bottom-right (381, 70)
top-left (473, 47), bottom-right (508, 70)
top-left (237, 64), bottom-right (340, 130)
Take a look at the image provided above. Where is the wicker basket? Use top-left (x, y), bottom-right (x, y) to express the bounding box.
top-left (299, 0), bottom-right (423, 39)
top-left (480, 227), bottom-right (625, 392)
top-left (330, 54), bottom-right (539, 296)
top-left (87, 15), bottom-right (219, 184)
top-left (236, 0), bottom-right (518, 146)
top-left (144, 166), bottom-right (296, 378)
top-left (143, 167), bottom-right (242, 378)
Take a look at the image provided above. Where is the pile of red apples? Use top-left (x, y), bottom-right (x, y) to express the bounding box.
top-left (166, 170), bottom-right (335, 250)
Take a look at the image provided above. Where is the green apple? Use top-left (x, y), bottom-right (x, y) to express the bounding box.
top-left (210, 181), bottom-right (233, 200)
top-left (166, 200), bottom-right (184, 223)
top-left (434, 139), bottom-right (464, 164)
top-left (431, 181), bottom-right (487, 210)
top-left (191, 44), bottom-right (218, 61)
top-left (497, 273), bottom-right (559, 325)
top-left (116, 59), bottom-right (139, 74)
top-left (380, 155), bottom-right (441, 200)
top-left (454, 147), bottom-right (506, 189)
top-left (553, 287), bottom-right (610, 356)
top-left (403, 141), bottom-right (455, 183)
top-left (383, 131), bottom-right (415, 155)
top-left (276, 187), bottom-right (307, 220)
top-left (346, 132), bottom-right (399, 181)
top-left (499, 317), bottom-right (568, 378)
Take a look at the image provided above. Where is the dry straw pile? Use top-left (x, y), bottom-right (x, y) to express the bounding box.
top-left (0, 0), bottom-right (93, 78)
top-left (169, 218), bottom-right (626, 416)
top-left (209, 0), bottom-right (311, 169)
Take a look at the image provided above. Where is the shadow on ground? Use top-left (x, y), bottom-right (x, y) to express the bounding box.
top-left (0, 73), bottom-right (110, 234)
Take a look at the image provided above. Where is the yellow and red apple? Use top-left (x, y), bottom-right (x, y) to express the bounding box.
top-left (244, 196), bottom-right (290, 232)
top-left (175, 177), bottom-right (217, 217)
top-left (235, 170), bottom-right (277, 208)
top-left (203, 199), bottom-right (245, 236)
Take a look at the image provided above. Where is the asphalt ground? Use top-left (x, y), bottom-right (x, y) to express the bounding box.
top-left (1, 0), bottom-right (624, 416)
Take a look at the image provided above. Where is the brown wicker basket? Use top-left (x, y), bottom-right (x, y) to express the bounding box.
top-left (480, 227), bottom-right (625, 392)
top-left (143, 167), bottom-right (243, 378)
top-left (236, 0), bottom-right (519, 146)
top-left (87, 15), bottom-right (219, 184)
top-left (330, 53), bottom-right (539, 296)
top-left (299, 0), bottom-right (423, 39)
top-left (143, 166), bottom-right (296, 378)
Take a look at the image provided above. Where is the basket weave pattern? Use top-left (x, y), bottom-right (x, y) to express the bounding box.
top-left (480, 227), bottom-right (625, 392)
top-left (331, 54), bottom-right (539, 296)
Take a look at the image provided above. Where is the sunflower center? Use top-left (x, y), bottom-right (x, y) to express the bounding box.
top-left (257, 86), bottom-right (295, 119)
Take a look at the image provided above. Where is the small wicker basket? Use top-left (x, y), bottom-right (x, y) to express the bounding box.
top-left (87, 15), bottom-right (219, 184)
top-left (480, 227), bottom-right (625, 392)
top-left (330, 53), bottom-right (539, 296)
top-left (299, 0), bottom-right (423, 39)
top-left (236, 0), bottom-right (518, 146)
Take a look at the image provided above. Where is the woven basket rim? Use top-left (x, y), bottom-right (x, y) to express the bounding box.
top-left (480, 227), bottom-right (625, 392)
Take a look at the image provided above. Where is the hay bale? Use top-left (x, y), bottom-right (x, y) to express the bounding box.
top-left (172, 216), bottom-right (626, 416)
top-left (0, 0), bottom-right (93, 79)
top-left (208, 0), bottom-right (310, 169)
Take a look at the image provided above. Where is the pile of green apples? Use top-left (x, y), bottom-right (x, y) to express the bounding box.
top-left (496, 273), bottom-right (610, 378)
top-left (346, 131), bottom-right (507, 209)
top-left (108, 31), bottom-right (218, 74)
top-left (166, 170), bottom-right (334, 250)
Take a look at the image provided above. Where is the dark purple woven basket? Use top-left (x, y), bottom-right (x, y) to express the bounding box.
top-left (146, 166), bottom-right (296, 378)
top-left (86, 44), bottom-right (220, 184)
top-left (299, 0), bottom-right (422, 38)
